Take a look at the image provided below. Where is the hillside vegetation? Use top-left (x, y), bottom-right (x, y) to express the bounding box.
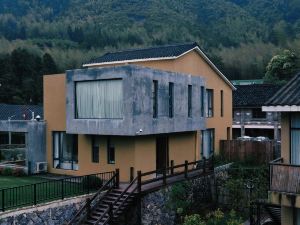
top-left (0, 0), bottom-right (300, 104)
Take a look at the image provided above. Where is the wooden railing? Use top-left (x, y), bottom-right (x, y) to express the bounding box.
top-left (269, 157), bottom-right (300, 194)
top-left (66, 169), bottom-right (119, 225)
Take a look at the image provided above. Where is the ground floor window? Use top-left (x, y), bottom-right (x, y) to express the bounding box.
top-left (91, 136), bottom-right (99, 163)
top-left (53, 132), bottom-right (78, 170)
top-left (107, 137), bottom-right (115, 164)
top-left (201, 129), bottom-right (215, 158)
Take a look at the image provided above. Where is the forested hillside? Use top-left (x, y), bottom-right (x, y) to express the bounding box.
top-left (0, 0), bottom-right (300, 104)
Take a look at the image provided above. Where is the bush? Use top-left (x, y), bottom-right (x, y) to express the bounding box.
top-left (183, 209), bottom-right (242, 225)
top-left (12, 168), bottom-right (26, 177)
top-left (82, 175), bottom-right (103, 189)
top-left (2, 167), bottom-right (13, 176)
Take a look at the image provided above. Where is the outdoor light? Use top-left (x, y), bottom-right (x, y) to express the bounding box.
top-left (36, 115), bottom-right (41, 122)
top-left (136, 129), bottom-right (143, 134)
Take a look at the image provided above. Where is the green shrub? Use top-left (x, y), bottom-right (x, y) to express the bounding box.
top-left (82, 175), bottom-right (103, 189)
top-left (12, 168), bottom-right (26, 177)
top-left (2, 167), bottom-right (13, 176)
top-left (183, 214), bottom-right (204, 225)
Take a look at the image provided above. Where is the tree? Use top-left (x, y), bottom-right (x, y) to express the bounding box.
top-left (263, 49), bottom-right (298, 84)
top-left (42, 53), bottom-right (58, 75)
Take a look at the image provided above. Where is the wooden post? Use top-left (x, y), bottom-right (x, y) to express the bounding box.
top-left (163, 168), bottom-right (166, 185)
top-left (115, 169), bottom-right (120, 189)
top-left (184, 160), bottom-right (188, 178)
top-left (130, 167), bottom-right (134, 182)
top-left (203, 157), bottom-right (206, 173)
top-left (34, 184), bottom-right (37, 205)
top-left (137, 171), bottom-right (142, 195)
top-left (170, 160), bottom-right (174, 175)
top-left (86, 198), bottom-right (91, 215)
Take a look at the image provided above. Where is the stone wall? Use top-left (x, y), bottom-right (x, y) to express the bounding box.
top-left (0, 195), bottom-right (89, 225)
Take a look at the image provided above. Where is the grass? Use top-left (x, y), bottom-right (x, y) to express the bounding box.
top-left (0, 176), bottom-right (47, 189)
top-left (0, 175), bottom-right (103, 211)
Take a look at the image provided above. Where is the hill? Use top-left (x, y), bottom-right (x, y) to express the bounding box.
top-left (0, 0), bottom-right (300, 103)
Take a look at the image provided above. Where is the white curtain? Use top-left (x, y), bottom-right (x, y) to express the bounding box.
top-left (76, 79), bottom-right (123, 119)
top-left (291, 114), bottom-right (300, 165)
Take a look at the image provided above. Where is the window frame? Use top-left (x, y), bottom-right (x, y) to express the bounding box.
top-left (188, 85), bottom-right (192, 118)
top-left (169, 82), bottom-right (174, 118)
top-left (107, 137), bottom-right (115, 164)
top-left (220, 90), bottom-right (224, 117)
top-left (152, 80), bottom-right (158, 118)
top-left (201, 86), bottom-right (205, 117)
top-left (206, 89), bottom-right (214, 118)
top-left (91, 136), bottom-right (99, 163)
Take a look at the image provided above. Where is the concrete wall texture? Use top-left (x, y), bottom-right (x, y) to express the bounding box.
top-left (0, 120), bottom-right (46, 173)
top-left (66, 65), bottom-right (206, 136)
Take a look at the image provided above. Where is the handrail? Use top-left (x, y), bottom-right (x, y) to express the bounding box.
top-left (66, 172), bottom-right (117, 225)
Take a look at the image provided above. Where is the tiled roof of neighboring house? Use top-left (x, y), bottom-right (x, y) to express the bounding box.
top-left (265, 72), bottom-right (300, 106)
top-left (83, 42), bottom-right (236, 90)
top-left (233, 84), bottom-right (283, 107)
top-left (85, 42), bottom-right (198, 65)
top-left (0, 104), bottom-right (43, 120)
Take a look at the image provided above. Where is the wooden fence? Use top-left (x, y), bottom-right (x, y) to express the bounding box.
top-left (220, 140), bottom-right (280, 164)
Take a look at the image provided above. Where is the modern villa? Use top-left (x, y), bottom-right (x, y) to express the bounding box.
top-left (44, 43), bottom-right (235, 182)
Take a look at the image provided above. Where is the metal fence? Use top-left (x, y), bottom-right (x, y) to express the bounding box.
top-left (0, 171), bottom-right (115, 211)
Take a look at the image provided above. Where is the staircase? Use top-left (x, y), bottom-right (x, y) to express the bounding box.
top-left (83, 189), bottom-right (137, 225)
top-left (67, 158), bottom-right (214, 225)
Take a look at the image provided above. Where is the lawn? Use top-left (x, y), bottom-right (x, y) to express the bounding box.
top-left (0, 175), bottom-right (103, 211)
top-left (0, 176), bottom-right (47, 189)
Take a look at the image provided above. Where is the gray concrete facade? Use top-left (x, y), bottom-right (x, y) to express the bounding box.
top-left (66, 65), bottom-right (206, 136)
top-left (0, 120), bottom-right (46, 173)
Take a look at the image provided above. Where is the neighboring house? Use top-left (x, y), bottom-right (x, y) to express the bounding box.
top-left (44, 43), bottom-right (234, 182)
top-left (83, 42), bottom-right (235, 156)
top-left (262, 72), bottom-right (300, 225)
top-left (0, 104), bottom-right (46, 174)
top-left (232, 84), bottom-right (282, 139)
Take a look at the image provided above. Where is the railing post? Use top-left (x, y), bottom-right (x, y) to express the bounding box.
top-left (171, 160), bottom-right (174, 175)
top-left (163, 168), bottom-right (167, 185)
top-left (184, 160), bottom-right (188, 178)
top-left (1, 189), bottom-right (4, 212)
top-left (61, 179), bottom-right (64, 200)
top-left (115, 169), bottom-right (120, 189)
top-left (108, 203), bottom-right (114, 225)
top-left (137, 171), bottom-right (142, 196)
top-left (34, 183), bottom-right (37, 205)
top-left (86, 197), bottom-right (91, 218)
top-left (203, 157), bottom-right (206, 173)
top-left (130, 167), bottom-right (134, 182)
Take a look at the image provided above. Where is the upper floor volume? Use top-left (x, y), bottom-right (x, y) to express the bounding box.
top-left (66, 65), bottom-right (206, 136)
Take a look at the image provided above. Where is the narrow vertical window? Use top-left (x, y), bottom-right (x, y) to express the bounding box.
top-left (107, 137), bottom-right (115, 164)
top-left (169, 82), bottom-right (174, 118)
top-left (152, 80), bottom-right (158, 118)
top-left (206, 89), bottom-right (214, 117)
top-left (188, 85), bottom-right (192, 117)
top-left (91, 136), bottom-right (99, 163)
top-left (221, 90), bottom-right (224, 117)
top-left (201, 86), bottom-right (205, 117)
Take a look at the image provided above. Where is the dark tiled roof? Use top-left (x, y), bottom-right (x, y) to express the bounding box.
top-left (233, 84), bottom-right (282, 108)
top-left (0, 104), bottom-right (43, 120)
top-left (84, 42), bottom-right (198, 65)
top-left (265, 73), bottom-right (300, 106)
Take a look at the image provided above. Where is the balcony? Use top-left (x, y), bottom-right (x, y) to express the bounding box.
top-left (270, 158), bottom-right (300, 194)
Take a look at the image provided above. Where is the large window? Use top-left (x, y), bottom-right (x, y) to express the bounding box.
top-left (152, 80), bottom-right (158, 118)
top-left (169, 82), bottom-right (174, 118)
top-left (91, 136), bottom-right (99, 163)
top-left (188, 85), bottom-right (192, 117)
top-left (53, 132), bottom-right (78, 170)
top-left (107, 137), bottom-right (115, 164)
top-left (291, 114), bottom-right (300, 165)
top-left (75, 79), bottom-right (123, 119)
top-left (206, 89), bottom-right (214, 117)
top-left (201, 129), bottom-right (215, 158)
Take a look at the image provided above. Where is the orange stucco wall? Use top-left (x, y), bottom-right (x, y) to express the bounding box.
top-left (44, 74), bottom-right (197, 181)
